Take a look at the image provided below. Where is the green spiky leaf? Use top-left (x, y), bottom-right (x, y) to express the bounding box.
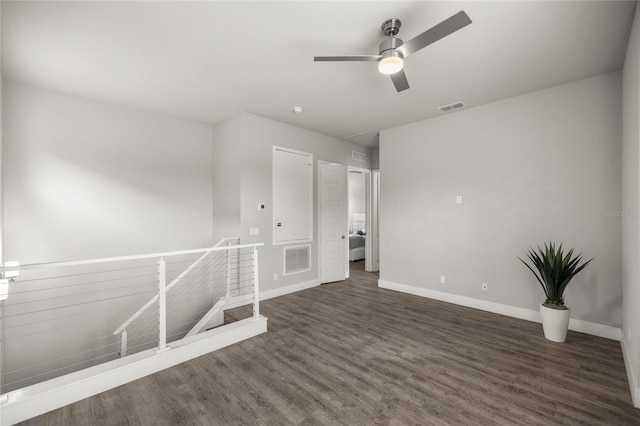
top-left (519, 242), bottom-right (594, 307)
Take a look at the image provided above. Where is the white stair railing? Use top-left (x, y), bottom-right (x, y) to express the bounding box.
top-left (0, 238), bottom-right (261, 394)
top-left (185, 299), bottom-right (227, 338)
top-left (0, 240), bottom-right (266, 425)
top-left (183, 238), bottom-right (263, 338)
top-left (113, 237), bottom-right (242, 357)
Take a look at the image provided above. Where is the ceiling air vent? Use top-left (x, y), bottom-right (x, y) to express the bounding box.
top-left (352, 151), bottom-right (368, 162)
top-left (438, 101), bottom-right (465, 112)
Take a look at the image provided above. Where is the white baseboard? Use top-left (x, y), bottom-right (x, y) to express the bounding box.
top-left (192, 278), bottom-right (321, 351)
top-left (260, 279), bottom-right (321, 301)
top-left (378, 280), bottom-right (622, 341)
top-left (621, 337), bottom-right (640, 408)
top-left (220, 279), bottom-right (321, 311)
top-left (0, 316), bottom-right (268, 425)
top-left (221, 293), bottom-right (255, 310)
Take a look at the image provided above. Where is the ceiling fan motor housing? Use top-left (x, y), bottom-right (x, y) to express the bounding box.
top-left (380, 18), bottom-right (404, 58)
top-left (379, 37), bottom-right (404, 59)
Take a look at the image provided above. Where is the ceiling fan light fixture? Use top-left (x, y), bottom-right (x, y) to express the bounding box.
top-left (378, 55), bottom-right (404, 75)
top-left (314, 11), bottom-right (472, 91)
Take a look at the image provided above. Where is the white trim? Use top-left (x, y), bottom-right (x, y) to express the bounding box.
top-left (0, 316), bottom-right (268, 425)
top-left (378, 280), bottom-right (622, 341)
top-left (369, 170), bottom-right (380, 272)
top-left (260, 279), bottom-right (321, 301)
top-left (347, 166), bottom-right (373, 273)
top-left (621, 337), bottom-right (640, 408)
top-left (272, 145), bottom-right (313, 246)
top-left (218, 280), bottom-right (321, 308)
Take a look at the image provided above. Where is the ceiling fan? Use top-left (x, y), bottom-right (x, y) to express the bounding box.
top-left (314, 11), bottom-right (472, 92)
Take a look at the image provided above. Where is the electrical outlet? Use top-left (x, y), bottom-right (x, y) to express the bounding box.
top-left (274, 273), bottom-right (278, 281)
top-left (456, 195), bottom-right (462, 204)
top-left (440, 275), bottom-right (446, 284)
top-left (481, 282), bottom-right (488, 291)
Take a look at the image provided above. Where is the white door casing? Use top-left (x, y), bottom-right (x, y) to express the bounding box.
top-left (319, 162), bottom-right (347, 283)
top-left (348, 166), bottom-right (374, 272)
top-left (369, 170), bottom-right (380, 272)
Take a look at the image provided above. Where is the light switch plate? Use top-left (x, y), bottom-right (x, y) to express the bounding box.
top-left (249, 227), bottom-right (259, 236)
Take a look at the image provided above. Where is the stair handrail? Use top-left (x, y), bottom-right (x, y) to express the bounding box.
top-left (1, 238), bottom-right (242, 272)
top-left (112, 237), bottom-right (240, 336)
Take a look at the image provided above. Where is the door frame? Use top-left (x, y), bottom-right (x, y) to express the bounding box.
top-left (318, 160), bottom-right (348, 283)
top-left (369, 170), bottom-right (380, 272)
top-left (347, 166), bottom-right (374, 273)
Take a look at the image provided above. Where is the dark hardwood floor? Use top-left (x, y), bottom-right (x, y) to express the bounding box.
top-left (21, 261), bottom-right (640, 425)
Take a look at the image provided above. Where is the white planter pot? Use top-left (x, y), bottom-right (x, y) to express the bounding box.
top-left (540, 304), bottom-right (570, 342)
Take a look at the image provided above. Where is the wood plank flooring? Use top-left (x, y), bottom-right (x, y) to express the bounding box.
top-left (20, 261), bottom-right (640, 425)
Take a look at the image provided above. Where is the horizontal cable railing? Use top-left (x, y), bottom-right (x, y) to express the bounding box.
top-left (115, 237), bottom-right (257, 357)
top-left (0, 239), bottom-right (262, 395)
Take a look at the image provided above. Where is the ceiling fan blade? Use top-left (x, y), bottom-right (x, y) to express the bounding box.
top-left (314, 55), bottom-right (381, 62)
top-left (395, 11), bottom-right (471, 58)
top-left (390, 70), bottom-right (409, 92)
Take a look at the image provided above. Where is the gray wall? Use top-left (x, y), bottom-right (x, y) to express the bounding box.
top-left (3, 80), bottom-right (214, 264)
top-left (1, 80), bottom-right (217, 391)
top-left (370, 146), bottom-right (379, 170)
top-left (238, 112), bottom-right (370, 293)
top-left (211, 114), bottom-right (241, 241)
top-left (380, 71), bottom-right (622, 327)
top-left (622, 2), bottom-right (640, 404)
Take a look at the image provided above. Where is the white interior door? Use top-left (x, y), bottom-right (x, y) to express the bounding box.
top-left (319, 162), bottom-right (347, 283)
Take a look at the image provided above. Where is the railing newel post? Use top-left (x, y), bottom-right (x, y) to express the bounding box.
top-left (225, 242), bottom-right (231, 299)
top-left (157, 257), bottom-right (169, 353)
top-left (120, 329), bottom-right (128, 358)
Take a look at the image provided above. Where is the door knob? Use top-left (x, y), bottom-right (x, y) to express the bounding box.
top-left (341, 235), bottom-right (346, 239)
top-left (277, 222), bottom-right (283, 227)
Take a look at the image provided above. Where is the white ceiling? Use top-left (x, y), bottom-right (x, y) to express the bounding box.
top-left (1, 1), bottom-right (636, 148)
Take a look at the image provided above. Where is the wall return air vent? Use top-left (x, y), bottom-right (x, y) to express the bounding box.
top-left (284, 245), bottom-right (311, 275)
top-left (438, 101), bottom-right (465, 112)
top-left (352, 151), bottom-right (368, 162)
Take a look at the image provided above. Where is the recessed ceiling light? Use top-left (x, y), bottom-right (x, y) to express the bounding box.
top-left (292, 106), bottom-right (304, 114)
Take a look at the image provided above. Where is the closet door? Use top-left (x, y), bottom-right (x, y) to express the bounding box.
top-left (273, 146), bottom-right (313, 245)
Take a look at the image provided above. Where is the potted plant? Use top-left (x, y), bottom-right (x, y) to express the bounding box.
top-left (518, 242), bottom-right (594, 342)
